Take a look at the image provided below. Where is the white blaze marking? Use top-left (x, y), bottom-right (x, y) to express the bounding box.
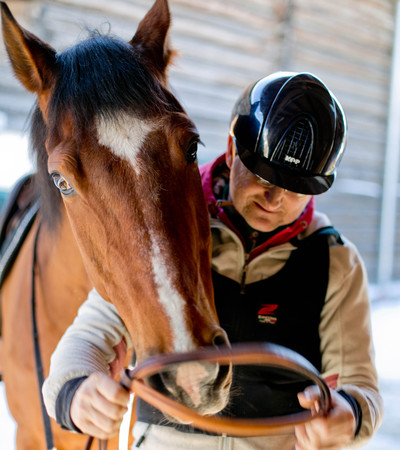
top-left (96, 113), bottom-right (154, 173)
top-left (96, 113), bottom-right (193, 352)
top-left (150, 237), bottom-right (194, 352)
top-left (176, 362), bottom-right (207, 407)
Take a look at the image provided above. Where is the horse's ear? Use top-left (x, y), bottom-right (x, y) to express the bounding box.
top-left (1, 2), bottom-right (56, 93)
top-left (129, 0), bottom-right (175, 81)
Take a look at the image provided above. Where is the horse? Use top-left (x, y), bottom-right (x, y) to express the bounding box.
top-left (0, 0), bottom-right (232, 448)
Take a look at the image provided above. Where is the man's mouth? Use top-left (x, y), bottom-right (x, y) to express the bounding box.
top-left (254, 201), bottom-right (276, 214)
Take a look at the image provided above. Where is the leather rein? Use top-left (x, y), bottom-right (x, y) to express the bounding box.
top-left (119, 342), bottom-right (332, 437)
top-left (31, 223), bottom-right (57, 450)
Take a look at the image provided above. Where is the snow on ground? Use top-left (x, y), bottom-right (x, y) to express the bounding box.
top-left (370, 297), bottom-right (400, 381)
top-left (362, 294), bottom-right (400, 449)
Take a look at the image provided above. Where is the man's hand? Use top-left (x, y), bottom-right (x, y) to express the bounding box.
top-left (70, 372), bottom-right (130, 439)
top-left (294, 386), bottom-right (356, 450)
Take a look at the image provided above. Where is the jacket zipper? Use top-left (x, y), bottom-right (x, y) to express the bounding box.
top-left (240, 231), bottom-right (259, 294)
top-left (221, 433), bottom-right (230, 450)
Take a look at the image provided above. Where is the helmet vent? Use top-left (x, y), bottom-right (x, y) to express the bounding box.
top-left (271, 118), bottom-right (314, 171)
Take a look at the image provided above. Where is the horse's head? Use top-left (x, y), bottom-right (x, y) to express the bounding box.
top-left (1, 0), bottom-right (231, 417)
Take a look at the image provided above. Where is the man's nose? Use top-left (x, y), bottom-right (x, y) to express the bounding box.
top-left (264, 186), bottom-right (285, 207)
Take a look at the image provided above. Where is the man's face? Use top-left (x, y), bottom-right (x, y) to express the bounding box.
top-left (227, 143), bottom-right (312, 233)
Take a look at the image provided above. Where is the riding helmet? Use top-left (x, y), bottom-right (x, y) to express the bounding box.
top-left (230, 72), bottom-right (347, 194)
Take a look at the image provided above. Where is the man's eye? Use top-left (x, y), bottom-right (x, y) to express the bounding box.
top-left (51, 172), bottom-right (75, 195)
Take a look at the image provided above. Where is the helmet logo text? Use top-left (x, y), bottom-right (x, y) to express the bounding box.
top-left (285, 155), bottom-right (301, 165)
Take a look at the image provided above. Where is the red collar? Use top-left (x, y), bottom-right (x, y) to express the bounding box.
top-left (250, 197), bottom-right (314, 258)
top-left (200, 154), bottom-right (314, 254)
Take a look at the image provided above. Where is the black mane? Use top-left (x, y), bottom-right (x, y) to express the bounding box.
top-left (49, 33), bottom-right (172, 131)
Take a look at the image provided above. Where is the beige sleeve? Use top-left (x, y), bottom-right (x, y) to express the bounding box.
top-left (42, 288), bottom-right (132, 419)
top-left (320, 239), bottom-right (383, 447)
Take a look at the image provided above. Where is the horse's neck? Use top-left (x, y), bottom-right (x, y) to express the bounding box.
top-left (36, 211), bottom-right (93, 333)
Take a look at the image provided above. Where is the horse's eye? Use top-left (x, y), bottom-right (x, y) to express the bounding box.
top-left (51, 172), bottom-right (75, 195)
top-left (186, 140), bottom-right (199, 163)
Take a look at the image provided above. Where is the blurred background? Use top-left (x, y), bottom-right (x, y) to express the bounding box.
top-left (0, 0), bottom-right (399, 448)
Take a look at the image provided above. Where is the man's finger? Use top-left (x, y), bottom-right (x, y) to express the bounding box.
top-left (298, 385), bottom-right (322, 412)
top-left (94, 373), bottom-right (130, 406)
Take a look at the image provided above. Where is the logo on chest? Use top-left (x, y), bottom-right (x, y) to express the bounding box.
top-left (257, 304), bottom-right (278, 324)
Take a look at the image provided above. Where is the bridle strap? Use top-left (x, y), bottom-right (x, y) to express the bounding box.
top-left (84, 437), bottom-right (93, 450)
top-left (84, 437), bottom-right (108, 450)
top-left (31, 223), bottom-right (56, 450)
top-left (120, 342), bottom-right (332, 437)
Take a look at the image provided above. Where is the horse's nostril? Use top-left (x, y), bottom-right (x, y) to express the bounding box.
top-left (148, 372), bottom-right (169, 396)
top-left (212, 331), bottom-right (230, 347)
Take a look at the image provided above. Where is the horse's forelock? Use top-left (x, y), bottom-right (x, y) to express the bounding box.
top-left (47, 33), bottom-right (176, 133)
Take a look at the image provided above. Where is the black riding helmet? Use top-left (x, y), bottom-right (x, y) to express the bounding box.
top-left (230, 72), bottom-right (347, 195)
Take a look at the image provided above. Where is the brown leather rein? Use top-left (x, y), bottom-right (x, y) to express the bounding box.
top-left (119, 342), bottom-right (332, 437)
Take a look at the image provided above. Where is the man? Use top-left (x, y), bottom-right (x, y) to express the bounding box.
top-left (43, 72), bottom-right (383, 449)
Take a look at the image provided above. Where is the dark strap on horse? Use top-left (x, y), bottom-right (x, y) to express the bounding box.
top-left (84, 437), bottom-right (108, 450)
top-left (0, 199), bottom-right (39, 287)
top-left (0, 173), bottom-right (39, 288)
top-left (31, 223), bottom-right (56, 450)
top-left (0, 174), bottom-right (33, 243)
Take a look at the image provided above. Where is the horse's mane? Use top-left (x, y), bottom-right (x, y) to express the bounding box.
top-left (30, 31), bottom-right (181, 230)
top-left (30, 107), bottom-right (61, 231)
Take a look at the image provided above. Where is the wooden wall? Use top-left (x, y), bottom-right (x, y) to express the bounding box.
top-left (0, 0), bottom-right (397, 282)
top-left (287, 0), bottom-right (395, 281)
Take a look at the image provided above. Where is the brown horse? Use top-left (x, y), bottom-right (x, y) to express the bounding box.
top-left (0, 0), bottom-right (231, 448)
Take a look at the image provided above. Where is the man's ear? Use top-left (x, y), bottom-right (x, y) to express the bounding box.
top-left (225, 135), bottom-right (235, 168)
